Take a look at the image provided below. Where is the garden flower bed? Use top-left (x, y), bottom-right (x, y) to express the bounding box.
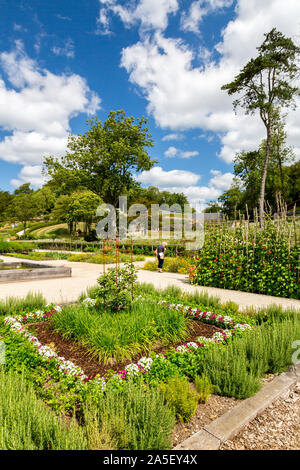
top-left (1, 287), bottom-right (299, 451)
top-left (3, 298), bottom-right (252, 389)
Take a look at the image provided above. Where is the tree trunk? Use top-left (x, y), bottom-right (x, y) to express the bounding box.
top-left (259, 124), bottom-right (271, 229)
top-left (276, 135), bottom-right (286, 203)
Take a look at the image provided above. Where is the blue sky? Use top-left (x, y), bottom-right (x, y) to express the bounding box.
top-left (0, 0), bottom-right (299, 207)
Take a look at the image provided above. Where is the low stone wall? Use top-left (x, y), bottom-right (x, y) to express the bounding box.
top-left (0, 262), bottom-right (72, 282)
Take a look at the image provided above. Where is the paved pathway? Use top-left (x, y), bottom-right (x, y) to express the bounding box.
top-left (0, 255), bottom-right (299, 311)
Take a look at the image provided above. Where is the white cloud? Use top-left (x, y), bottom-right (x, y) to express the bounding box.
top-left (164, 146), bottom-right (178, 157)
top-left (180, 1), bottom-right (207, 34)
top-left (52, 38), bottom-right (75, 59)
top-left (180, 150), bottom-right (199, 159)
top-left (136, 166), bottom-right (234, 207)
top-left (209, 169), bottom-right (234, 189)
top-left (97, 0), bottom-right (179, 34)
top-left (181, 0), bottom-right (234, 34)
top-left (11, 165), bottom-right (47, 188)
top-left (0, 131), bottom-right (68, 166)
top-left (162, 133), bottom-right (185, 141)
top-left (136, 166), bottom-right (201, 187)
top-left (159, 184), bottom-right (222, 208)
top-left (164, 146), bottom-right (199, 158)
top-left (0, 41), bottom-right (101, 182)
top-left (121, 0), bottom-right (300, 163)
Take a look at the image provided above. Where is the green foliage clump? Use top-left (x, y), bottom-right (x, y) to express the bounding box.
top-left (67, 253), bottom-right (144, 264)
top-left (0, 241), bottom-right (36, 254)
top-left (4, 252), bottom-right (69, 261)
top-left (194, 375), bottom-right (213, 403)
top-left (144, 256), bottom-right (194, 274)
top-left (198, 318), bottom-right (300, 399)
top-left (0, 292), bottom-right (46, 317)
top-left (191, 222), bottom-right (300, 299)
top-left (84, 381), bottom-right (175, 450)
top-left (0, 367), bottom-right (88, 450)
top-left (51, 299), bottom-right (189, 364)
top-left (160, 376), bottom-right (198, 422)
top-left (97, 262), bottom-right (138, 311)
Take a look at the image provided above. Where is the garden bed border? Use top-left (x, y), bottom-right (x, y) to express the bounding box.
top-left (3, 299), bottom-right (252, 387)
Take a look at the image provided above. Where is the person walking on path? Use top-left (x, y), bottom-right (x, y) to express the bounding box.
top-left (156, 242), bottom-right (167, 273)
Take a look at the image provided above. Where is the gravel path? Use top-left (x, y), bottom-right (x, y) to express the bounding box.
top-left (221, 383), bottom-right (300, 450)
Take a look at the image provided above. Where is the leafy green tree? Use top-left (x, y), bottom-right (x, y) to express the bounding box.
top-left (51, 191), bottom-right (103, 236)
top-left (51, 194), bottom-right (74, 234)
top-left (44, 110), bottom-right (155, 207)
top-left (68, 190), bottom-right (103, 235)
top-left (9, 193), bottom-right (40, 232)
top-left (204, 202), bottom-right (223, 213)
top-left (222, 28), bottom-right (300, 228)
top-left (13, 183), bottom-right (33, 195)
top-left (267, 108), bottom-right (295, 204)
top-left (34, 186), bottom-right (56, 216)
top-left (286, 161), bottom-right (300, 208)
top-left (218, 180), bottom-right (245, 219)
top-left (234, 109), bottom-right (294, 213)
top-left (0, 191), bottom-right (13, 222)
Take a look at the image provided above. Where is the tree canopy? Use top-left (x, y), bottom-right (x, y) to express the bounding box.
top-left (44, 110), bottom-right (156, 207)
top-left (221, 28), bottom-right (300, 227)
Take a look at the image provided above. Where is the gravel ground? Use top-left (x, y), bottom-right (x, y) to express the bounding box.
top-left (221, 383), bottom-right (300, 450)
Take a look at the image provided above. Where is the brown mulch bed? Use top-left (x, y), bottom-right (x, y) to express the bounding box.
top-left (29, 319), bottom-right (221, 378)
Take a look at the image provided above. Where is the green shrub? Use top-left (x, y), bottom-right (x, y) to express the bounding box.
top-left (96, 262), bottom-right (138, 311)
top-left (254, 304), bottom-right (299, 325)
top-left (194, 375), bottom-right (213, 403)
top-left (0, 241), bottom-right (36, 253)
top-left (144, 257), bottom-right (194, 274)
top-left (198, 318), bottom-right (300, 399)
top-left (191, 221), bottom-right (300, 299)
top-left (0, 292), bottom-right (47, 317)
top-left (222, 300), bottom-right (240, 315)
top-left (160, 376), bottom-right (198, 422)
top-left (84, 381), bottom-right (175, 450)
top-left (201, 344), bottom-right (261, 399)
top-left (78, 284), bottom-right (100, 302)
top-left (0, 367), bottom-right (88, 450)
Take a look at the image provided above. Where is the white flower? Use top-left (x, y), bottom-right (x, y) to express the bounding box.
top-left (125, 363), bottom-right (140, 376)
top-left (176, 345), bottom-right (189, 353)
top-left (234, 323), bottom-right (252, 331)
top-left (92, 376), bottom-right (106, 391)
top-left (82, 297), bottom-right (97, 307)
top-left (186, 342), bottom-right (199, 349)
top-left (137, 357), bottom-right (153, 371)
top-left (196, 336), bottom-right (214, 346)
top-left (212, 332), bottom-right (225, 342)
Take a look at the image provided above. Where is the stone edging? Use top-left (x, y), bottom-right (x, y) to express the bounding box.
top-left (174, 362), bottom-right (300, 450)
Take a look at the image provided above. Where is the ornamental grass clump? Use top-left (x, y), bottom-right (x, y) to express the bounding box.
top-left (84, 381), bottom-right (175, 450)
top-left (159, 376), bottom-right (199, 422)
top-left (51, 299), bottom-right (189, 364)
top-left (0, 367), bottom-right (88, 450)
